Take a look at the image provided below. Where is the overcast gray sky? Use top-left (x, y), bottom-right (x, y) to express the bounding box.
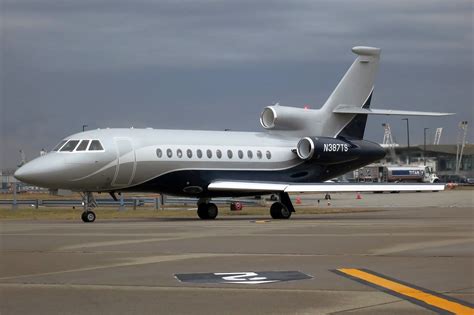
top-left (1, 0), bottom-right (473, 169)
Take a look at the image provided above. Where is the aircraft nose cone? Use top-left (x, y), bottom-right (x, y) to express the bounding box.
top-left (13, 166), bottom-right (29, 182)
top-left (14, 162), bottom-right (41, 183)
top-left (14, 155), bottom-right (66, 188)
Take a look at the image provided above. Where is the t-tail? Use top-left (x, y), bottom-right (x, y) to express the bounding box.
top-left (259, 46), bottom-right (453, 139)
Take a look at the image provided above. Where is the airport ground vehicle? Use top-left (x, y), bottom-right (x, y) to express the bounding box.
top-left (358, 165), bottom-right (440, 183)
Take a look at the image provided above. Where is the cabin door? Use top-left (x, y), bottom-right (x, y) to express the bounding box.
top-left (112, 138), bottom-right (136, 187)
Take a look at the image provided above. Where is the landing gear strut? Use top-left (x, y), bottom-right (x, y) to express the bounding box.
top-left (81, 192), bottom-right (97, 223)
top-left (270, 192), bottom-right (295, 219)
top-left (197, 199), bottom-right (218, 220)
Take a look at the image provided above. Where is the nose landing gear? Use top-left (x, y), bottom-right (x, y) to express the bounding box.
top-left (81, 192), bottom-right (97, 223)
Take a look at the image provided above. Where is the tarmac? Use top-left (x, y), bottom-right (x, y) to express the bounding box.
top-left (0, 191), bottom-right (473, 314)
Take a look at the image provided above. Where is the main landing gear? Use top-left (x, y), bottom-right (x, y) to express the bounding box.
top-left (196, 192), bottom-right (295, 220)
top-left (81, 192), bottom-right (97, 223)
top-left (270, 192), bottom-right (295, 219)
top-left (197, 199), bottom-right (218, 220)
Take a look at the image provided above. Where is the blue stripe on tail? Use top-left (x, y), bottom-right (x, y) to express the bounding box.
top-left (338, 92), bottom-right (373, 140)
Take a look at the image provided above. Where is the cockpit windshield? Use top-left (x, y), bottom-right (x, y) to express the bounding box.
top-left (89, 140), bottom-right (104, 151)
top-left (54, 139), bottom-right (104, 152)
top-left (76, 140), bottom-right (90, 151)
top-left (60, 140), bottom-right (80, 152)
top-left (53, 140), bottom-right (67, 151)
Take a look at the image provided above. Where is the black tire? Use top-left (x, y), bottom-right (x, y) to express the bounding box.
top-left (270, 202), bottom-right (282, 219)
top-left (197, 203), bottom-right (209, 219)
top-left (207, 203), bottom-right (218, 220)
top-left (85, 211), bottom-right (96, 223)
top-left (279, 203), bottom-right (291, 219)
top-left (81, 211), bottom-right (88, 222)
top-left (197, 203), bottom-right (218, 220)
top-left (270, 202), bottom-right (291, 219)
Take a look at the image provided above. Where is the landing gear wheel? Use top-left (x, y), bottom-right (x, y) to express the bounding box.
top-left (197, 203), bottom-right (218, 220)
top-left (81, 210), bottom-right (96, 223)
top-left (206, 203), bottom-right (218, 219)
top-left (197, 203), bottom-right (209, 219)
top-left (270, 202), bottom-right (291, 219)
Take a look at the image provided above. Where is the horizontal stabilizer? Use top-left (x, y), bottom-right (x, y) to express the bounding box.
top-left (333, 105), bottom-right (454, 116)
top-left (208, 181), bottom-right (445, 193)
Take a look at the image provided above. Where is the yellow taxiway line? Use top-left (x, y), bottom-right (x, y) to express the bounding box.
top-left (336, 268), bottom-right (473, 315)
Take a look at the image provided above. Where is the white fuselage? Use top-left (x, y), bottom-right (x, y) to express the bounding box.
top-left (14, 128), bottom-right (303, 192)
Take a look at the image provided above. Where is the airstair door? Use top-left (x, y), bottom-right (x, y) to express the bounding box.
top-left (112, 138), bottom-right (136, 187)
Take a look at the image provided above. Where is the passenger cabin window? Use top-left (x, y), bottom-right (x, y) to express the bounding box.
top-left (216, 150), bottom-right (222, 159)
top-left (247, 150), bottom-right (253, 159)
top-left (207, 149), bottom-right (212, 158)
top-left (266, 151), bottom-right (272, 159)
top-left (167, 149), bottom-right (172, 158)
top-left (177, 149), bottom-right (183, 158)
top-left (89, 140), bottom-right (103, 151)
top-left (156, 148), bottom-right (163, 158)
top-left (76, 140), bottom-right (90, 151)
top-left (197, 149), bottom-right (203, 158)
top-left (53, 140), bottom-right (67, 151)
top-left (257, 150), bottom-right (262, 159)
top-left (60, 140), bottom-right (80, 152)
top-left (238, 150), bottom-right (243, 159)
top-left (227, 150), bottom-right (233, 159)
top-left (187, 149), bottom-right (192, 158)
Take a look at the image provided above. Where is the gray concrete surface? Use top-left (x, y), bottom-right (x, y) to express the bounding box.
top-left (0, 191), bottom-right (473, 314)
top-left (294, 189), bottom-right (473, 208)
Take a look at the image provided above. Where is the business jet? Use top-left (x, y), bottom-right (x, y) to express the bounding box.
top-left (14, 46), bottom-right (451, 222)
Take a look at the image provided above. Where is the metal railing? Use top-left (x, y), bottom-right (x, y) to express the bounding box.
top-left (0, 196), bottom-right (263, 210)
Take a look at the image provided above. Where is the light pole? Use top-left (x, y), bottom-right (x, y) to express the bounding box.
top-left (402, 118), bottom-right (410, 164)
top-left (424, 128), bottom-right (429, 166)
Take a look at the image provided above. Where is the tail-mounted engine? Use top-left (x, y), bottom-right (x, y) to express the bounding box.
top-left (296, 137), bottom-right (361, 164)
top-left (260, 105), bottom-right (313, 130)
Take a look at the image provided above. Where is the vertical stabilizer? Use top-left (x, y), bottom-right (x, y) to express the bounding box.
top-left (320, 46), bottom-right (380, 138)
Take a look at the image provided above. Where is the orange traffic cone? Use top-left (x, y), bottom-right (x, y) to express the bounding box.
top-left (356, 192), bottom-right (362, 200)
top-left (295, 196), bottom-right (302, 204)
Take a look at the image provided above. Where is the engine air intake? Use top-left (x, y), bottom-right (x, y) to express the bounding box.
top-left (296, 137), bottom-right (315, 160)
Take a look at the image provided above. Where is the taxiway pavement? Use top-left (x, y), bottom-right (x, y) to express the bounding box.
top-left (1, 200), bottom-right (473, 314)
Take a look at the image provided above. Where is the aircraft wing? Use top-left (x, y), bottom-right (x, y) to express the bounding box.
top-left (333, 105), bottom-right (454, 116)
top-left (208, 181), bottom-right (445, 192)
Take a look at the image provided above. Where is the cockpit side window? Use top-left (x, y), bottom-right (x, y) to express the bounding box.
top-left (60, 140), bottom-right (80, 152)
top-left (53, 140), bottom-right (68, 151)
top-left (76, 140), bottom-right (90, 151)
top-left (89, 140), bottom-right (104, 151)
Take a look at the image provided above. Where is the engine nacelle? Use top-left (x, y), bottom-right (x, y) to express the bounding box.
top-left (296, 137), bottom-right (361, 164)
top-left (260, 105), bottom-right (310, 130)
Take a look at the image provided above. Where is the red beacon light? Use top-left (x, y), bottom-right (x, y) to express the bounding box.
top-left (304, 105), bottom-right (310, 110)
